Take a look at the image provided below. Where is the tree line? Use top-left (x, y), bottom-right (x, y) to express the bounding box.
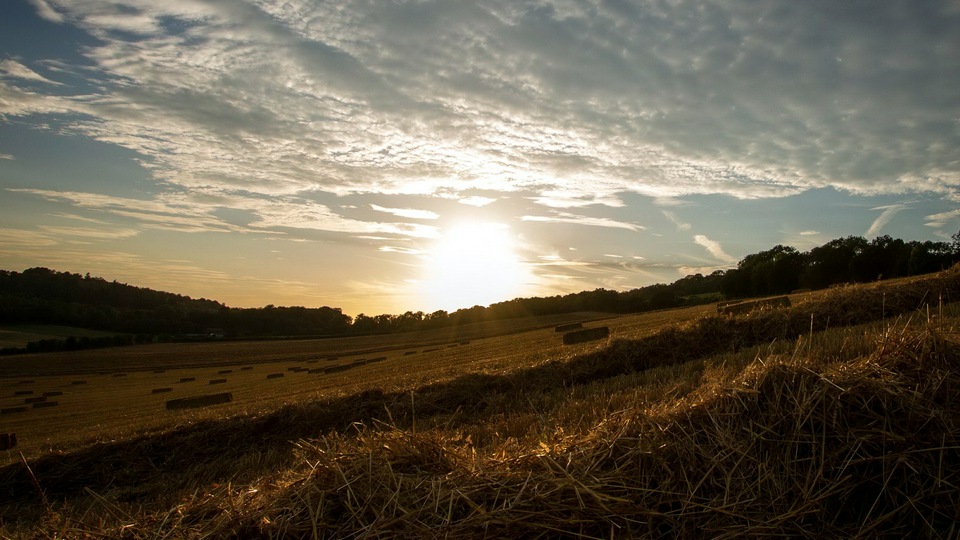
top-left (1, 232), bottom-right (958, 347)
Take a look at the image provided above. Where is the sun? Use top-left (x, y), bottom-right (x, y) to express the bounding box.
top-left (417, 222), bottom-right (531, 311)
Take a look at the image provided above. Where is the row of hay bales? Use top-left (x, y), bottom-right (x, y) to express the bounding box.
top-left (160, 355), bottom-right (395, 410)
top-left (3, 388), bottom-right (65, 415)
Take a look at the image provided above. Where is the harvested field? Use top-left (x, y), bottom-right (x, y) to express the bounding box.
top-left (2, 268), bottom-right (960, 538)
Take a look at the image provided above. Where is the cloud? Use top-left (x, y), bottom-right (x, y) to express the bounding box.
top-left (799, 230), bottom-right (820, 236)
top-left (522, 211), bottom-right (643, 231)
top-left (28, 0), bottom-right (64, 24)
top-left (866, 204), bottom-right (908, 237)
top-left (0, 228), bottom-right (59, 248)
top-left (38, 225), bottom-right (139, 240)
top-left (925, 209), bottom-right (960, 229)
top-left (370, 204), bottom-right (439, 220)
top-left (694, 235), bottom-right (737, 264)
top-left (458, 196), bottom-right (497, 207)
top-left (0, 153), bottom-right (13, 160)
top-left (662, 210), bottom-right (691, 231)
top-left (0, 60), bottom-right (62, 85)
top-left (13, 189), bottom-right (438, 238)
top-left (2, 0), bottom-right (958, 245)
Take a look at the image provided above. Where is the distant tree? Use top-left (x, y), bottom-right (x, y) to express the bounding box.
top-left (801, 236), bottom-right (867, 289)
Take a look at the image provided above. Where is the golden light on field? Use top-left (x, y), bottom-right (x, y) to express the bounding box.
top-left (417, 222), bottom-right (532, 311)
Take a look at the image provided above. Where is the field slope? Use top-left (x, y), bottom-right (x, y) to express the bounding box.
top-left (2, 268), bottom-right (960, 538)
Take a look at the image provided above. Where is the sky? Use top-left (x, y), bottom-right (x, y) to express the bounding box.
top-left (1, 0), bottom-right (959, 316)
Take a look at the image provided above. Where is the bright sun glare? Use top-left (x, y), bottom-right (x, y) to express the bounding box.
top-left (418, 222), bottom-right (531, 312)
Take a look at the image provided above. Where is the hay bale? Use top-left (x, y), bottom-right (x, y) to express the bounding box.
top-left (151, 388), bottom-right (173, 394)
top-left (266, 373), bottom-right (284, 379)
top-left (24, 397), bottom-right (46, 404)
top-left (555, 322), bottom-right (583, 332)
top-left (306, 359), bottom-right (318, 364)
top-left (0, 433), bottom-right (16, 451)
top-left (13, 390), bottom-right (33, 396)
top-left (562, 326), bottom-right (610, 345)
top-left (1, 407), bottom-right (27, 415)
top-left (404, 351), bottom-right (418, 356)
top-left (209, 379), bottom-right (227, 385)
top-left (153, 370), bottom-right (166, 374)
top-left (324, 365), bottom-right (352, 374)
top-left (240, 366), bottom-right (253, 371)
top-left (32, 401), bottom-right (57, 409)
top-left (218, 369), bottom-right (233, 374)
top-left (307, 368), bottom-right (324, 374)
top-left (460, 341), bottom-right (471, 345)
top-left (43, 391), bottom-right (63, 397)
top-left (165, 392), bottom-right (232, 410)
top-left (18, 380), bottom-right (34, 384)
top-left (179, 377), bottom-right (196, 383)
top-left (368, 357), bottom-right (387, 363)
top-left (113, 373), bottom-right (127, 377)
top-left (71, 380), bottom-right (87, 385)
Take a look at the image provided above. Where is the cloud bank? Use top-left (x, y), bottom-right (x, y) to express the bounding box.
top-left (0, 0), bottom-right (956, 219)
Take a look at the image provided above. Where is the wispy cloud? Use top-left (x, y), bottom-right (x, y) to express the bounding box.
top-left (0, 59), bottom-right (62, 85)
top-left (662, 210), bottom-right (691, 231)
top-left (38, 225), bottom-right (139, 240)
top-left (27, 0), bottom-right (64, 24)
top-left (371, 205), bottom-right (439, 220)
top-left (866, 205), bottom-right (908, 237)
top-left (694, 235), bottom-right (737, 264)
top-left (13, 188), bottom-right (438, 239)
top-left (458, 196), bottom-right (497, 207)
top-left (924, 209), bottom-right (960, 229)
top-left (522, 211), bottom-right (643, 231)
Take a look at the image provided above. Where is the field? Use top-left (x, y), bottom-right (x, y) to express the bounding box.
top-left (0, 310), bottom-right (699, 463)
top-left (3, 270), bottom-right (960, 538)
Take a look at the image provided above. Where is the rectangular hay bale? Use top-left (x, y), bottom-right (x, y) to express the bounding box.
top-left (209, 379), bottom-right (227, 385)
top-left (24, 397), bottom-right (46, 404)
top-left (323, 365), bottom-right (352, 374)
top-left (266, 373), bottom-right (284, 379)
top-left (43, 391), bottom-right (63, 397)
top-left (179, 377), bottom-right (196, 383)
top-left (562, 326), bottom-right (610, 345)
top-left (32, 401), bottom-right (58, 409)
top-left (151, 388), bottom-right (173, 394)
top-left (165, 392), bottom-right (233, 410)
top-left (14, 390), bottom-right (34, 396)
top-left (1, 407), bottom-right (28, 415)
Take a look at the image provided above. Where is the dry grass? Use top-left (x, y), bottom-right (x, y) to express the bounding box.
top-left (3, 267), bottom-right (960, 538)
